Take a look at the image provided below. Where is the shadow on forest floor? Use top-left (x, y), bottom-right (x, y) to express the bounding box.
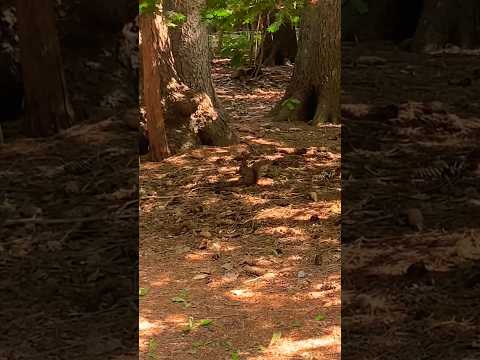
top-left (139, 61), bottom-right (341, 359)
top-left (342, 42), bottom-right (480, 360)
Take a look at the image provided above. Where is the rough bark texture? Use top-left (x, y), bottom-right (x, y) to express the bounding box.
top-left (259, 22), bottom-right (298, 66)
top-left (165, 0), bottom-right (237, 146)
top-left (16, 0), bottom-right (74, 137)
top-left (140, 5), bottom-right (237, 158)
top-left (139, 12), bottom-right (171, 161)
top-left (273, 0), bottom-right (341, 126)
top-left (413, 0), bottom-right (480, 52)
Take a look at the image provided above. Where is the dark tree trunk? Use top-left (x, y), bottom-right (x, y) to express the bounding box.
top-left (413, 0), bottom-right (480, 52)
top-left (258, 22), bottom-right (298, 66)
top-left (16, 0), bottom-right (74, 137)
top-left (342, 0), bottom-right (423, 43)
top-left (165, 0), bottom-right (237, 146)
top-left (272, 0), bottom-right (341, 126)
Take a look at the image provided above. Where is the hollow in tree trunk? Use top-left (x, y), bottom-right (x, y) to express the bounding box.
top-left (272, 0), bottom-right (340, 126)
top-left (16, 0), bottom-right (74, 137)
top-left (413, 0), bottom-right (480, 52)
top-left (258, 22), bottom-right (298, 66)
top-left (140, 5), bottom-right (237, 159)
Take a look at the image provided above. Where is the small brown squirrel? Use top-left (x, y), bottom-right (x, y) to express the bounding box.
top-left (239, 158), bottom-right (269, 186)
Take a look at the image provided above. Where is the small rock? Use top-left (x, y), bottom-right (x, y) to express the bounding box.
top-left (297, 271), bottom-right (306, 278)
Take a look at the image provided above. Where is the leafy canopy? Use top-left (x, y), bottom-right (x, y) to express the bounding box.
top-left (203, 0), bottom-right (304, 32)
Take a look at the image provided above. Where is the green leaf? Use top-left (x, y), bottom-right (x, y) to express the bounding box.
top-left (315, 313), bottom-right (326, 321)
top-left (198, 319), bottom-right (213, 327)
top-left (231, 351), bottom-right (240, 360)
top-left (172, 296), bottom-right (186, 303)
top-left (269, 331), bottom-right (282, 345)
top-left (139, 287), bottom-right (149, 297)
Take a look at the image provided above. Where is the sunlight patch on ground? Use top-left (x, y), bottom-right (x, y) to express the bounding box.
top-left (261, 226), bottom-right (307, 237)
top-left (249, 138), bottom-right (285, 146)
top-left (139, 317), bottom-right (166, 333)
top-left (185, 252), bottom-right (211, 261)
top-left (237, 194), bottom-right (270, 205)
top-left (259, 333), bottom-right (340, 358)
top-left (255, 206), bottom-right (329, 221)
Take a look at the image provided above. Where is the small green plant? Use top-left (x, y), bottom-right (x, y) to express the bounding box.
top-left (231, 350), bottom-right (240, 360)
top-left (147, 338), bottom-right (158, 359)
top-left (139, 287), bottom-right (149, 297)
top-left (281, 97), bottom-right (301, 121)
top-left (269, 331), bottom-right (282, 346)
top-left (315, 313), bottom-right (326, 321)
top-left (182, 316), bottom-right (214, 333)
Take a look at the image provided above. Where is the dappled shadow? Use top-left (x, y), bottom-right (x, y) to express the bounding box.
top-left (342, 42), bottom-right (480, 359)
top-left (139, 62), bottom-right (340, 359)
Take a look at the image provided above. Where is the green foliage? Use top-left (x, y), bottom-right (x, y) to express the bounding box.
top-left (220, 33), bottom-right (252, 67)
top-left (139, 1), bottom-right (187, 27)
top-left (165, 10), bottom-right (187, 27)
top-left (281, 97), bottom-right (301, 111)
top-left (139, 0), bottom-right (158, 14)
top-left (204, 0), bottom-right (304, 32)
top-left (281, 97), bottom-right (301, 121)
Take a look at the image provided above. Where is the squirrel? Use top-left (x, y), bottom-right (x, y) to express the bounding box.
top-left (239, 158), bottom-right (269, 186)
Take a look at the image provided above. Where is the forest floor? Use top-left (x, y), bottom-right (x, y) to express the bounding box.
top-left (342, 42), bottom-right (480, 359)
top-left (139, 61), bottom-right (341, 359)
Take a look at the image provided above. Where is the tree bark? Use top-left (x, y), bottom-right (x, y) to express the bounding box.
top-left (140, 4), bottom-right (237, 159)
top-left (139, 11), bottom-right (171, 161)
top-left (258, 22), bottom-right (298, 66)
top-left (272, 0), bottom-right (341, 126)
top-left (165, 0), bottom-right (238, 146)
top-left (413, 0), bottom-right (480, 52)
top-left (16, 0), bottom-right (74, 137)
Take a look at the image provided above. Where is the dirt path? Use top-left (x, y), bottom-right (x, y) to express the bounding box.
top-left (139, 62), bottom-right (341, 360)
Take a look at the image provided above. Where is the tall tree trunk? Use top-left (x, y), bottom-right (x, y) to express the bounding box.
top-left (16, 0), bottom-right (74, 137)
top-left (165, 0), bottom-right (237, 146)
top-left (257, 22), bottom-right (298, 66)
top-left (139, 4), bottom-right (237, 158)
top-left (139, 11), bottom-right (170, 161)
top-left (272, 0), bottom-right (341, 126)
top-left (413, 0), bottom-right (480, 52)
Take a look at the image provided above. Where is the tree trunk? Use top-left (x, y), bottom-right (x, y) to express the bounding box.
top-left (272, 0), bottom-right (341, 126)
top-left (16, 0), bottom-right (74, 137)
top-left (258, 22), bottom-right (298, 66)
top-left (139, 11), bottom-right (170, 161)
top-left (165, 0), bottom-right (237, 146)
top-left (139, 4), bottom-right (237, 158)
top-left (413, 0), bottom-right (480, 52)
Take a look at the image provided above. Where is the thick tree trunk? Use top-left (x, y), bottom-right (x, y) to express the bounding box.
top-left (140, 5), bottom-right (237, 158)
top-left (413, 0), bottom-right (480, 52)
top-left (139, 12), bottom-right (170, 161)
top-left (258, 22), bottom-right (298, 66)
top-left (272, 0), bottom-right (340, 126)
top-left (165, 0), bottom-right (237, 146)
top-left (16, 0), bottom-right (74, 137)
